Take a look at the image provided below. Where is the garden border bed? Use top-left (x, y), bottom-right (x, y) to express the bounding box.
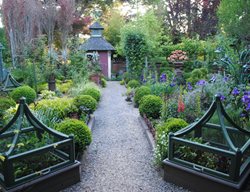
top-left (138, 116), bottom-right (155, 150)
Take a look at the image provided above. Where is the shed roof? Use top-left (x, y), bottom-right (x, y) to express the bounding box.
top-left (80, 37), bottom-right (115, 51)
top-left (89, 22), bottom-right (104, 30)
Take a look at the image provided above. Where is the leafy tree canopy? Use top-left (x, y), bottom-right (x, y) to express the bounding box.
top-left (217, 0), bottom-right (250, 44)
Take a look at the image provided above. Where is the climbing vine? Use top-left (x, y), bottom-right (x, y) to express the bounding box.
top-left (123, 31), bottom-right (148, 79)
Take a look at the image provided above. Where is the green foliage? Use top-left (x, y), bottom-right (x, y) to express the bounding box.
top-left (154, 118), bottom-right (188, 164)
top-left (68, 50), bottom-right (89, 83)
top-left (56, 119), bottom-right (92, 151)
top-left (134, 86), bottom-right (151, 106)
top-left (100, 78), bottom-right (107, 88)
top-left (120, 80), bottom-right (125, 85)
top-left (73, 95), bottom-right (97, 114)
top-left (135, 10), bottom-right (165, 57)
top-left (122, 29), bottom-right (148, 79)
top-left (81, 87), bottom-right (101, 102)
top-left (164, 38), bottom-right (206, 71)
top-left (161, 97), bottom-right (179, 122)
top-left (34, 97), bottom-right (74, 120)
top-left (217, 0), bottom-right (250, 43)
top-left (219, 49), bottom-right (250, 85)
top-left (0, 97), bottom-right (16, 120)
top-left (157, 118), bottom-right (188, 134)
top-left (127, 80), bottom-right (140, 88)
top-left (187, 68), bottom-right (208, 84)
top-left (39, 90), bottom-right (57, 100)
top-left (0, 28), bottom-right (11, 65)
top-left (150, 83), bottom-right (167, 97)
top-left (57, 80), bottom-right (73, 93)
top-left (34, 109), bottom-right (61, 128)
top-left (122, 72), bottom-right (131, 84)
top-left (10, 86), bottom-right (36, 104)
top-left (103, 11), bottom-right (125, 47)
top-left (139, 95), bottom-right (163, 119)
top-left (37, 83), bottom-right (48, 93)
top-left (0, 97), bottom-right (16, 111)
top-left (125, 87), bottom-right (135, 102)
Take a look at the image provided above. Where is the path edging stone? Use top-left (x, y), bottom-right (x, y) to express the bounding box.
top-left (138, 116), bottom-right (155, 150)
top-left (88, 115), bottom-right (95, 131)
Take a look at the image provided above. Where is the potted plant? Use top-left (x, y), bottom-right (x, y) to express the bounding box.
top-left (167, 50), bottom-right (189, 70)
top-left (88, 58), bottom-right (102, 85)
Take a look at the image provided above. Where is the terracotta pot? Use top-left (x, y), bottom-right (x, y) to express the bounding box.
top-left (89, 74), bottom-right (100, 85)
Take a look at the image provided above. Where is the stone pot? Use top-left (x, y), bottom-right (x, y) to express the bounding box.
top-left (48, 73), bottom-right (56, 91)
top-left (173, 61), bottom-right (184, 70)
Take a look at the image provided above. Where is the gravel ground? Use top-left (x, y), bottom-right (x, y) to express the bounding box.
top-left (63, 81), bottom-right (188, 192)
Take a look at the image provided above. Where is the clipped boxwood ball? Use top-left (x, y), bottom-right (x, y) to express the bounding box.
top-left (134, 86), bottom-right (151, 106)
top-left (56, 119), bottom-right (92, 151)
top-left (127, 80), bottom-right (140, 88)
top-left (81, 88), bottom-right (101, 102)
top-left (139, 95), bottom-right (163, 119)
top-left (157, 118), bottom-right (188, 135)
top-left (73, 95), bottom-right (97, 113)
top-left (10, 86), bottom-right (36, 104)
top-left (100, 78), bottom-right (107, 88)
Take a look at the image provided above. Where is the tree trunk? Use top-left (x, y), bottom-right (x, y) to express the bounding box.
top-left (48, 73), bottom-right (56, 91)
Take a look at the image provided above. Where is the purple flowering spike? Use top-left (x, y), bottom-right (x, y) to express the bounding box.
top-left (242, 95), bottom-right (250, 104)
top-left (170, 82), bottom-right (176, 87)
top-left (246, 103), bottom-right (250, 111)
top-left (223, 76), bottom-right (229, 82)
top-left (232, 87), bottom-right (240, 96)
top-left (160, 73), bottom-right (167, 83)
top-left (240, 113), bottom-right (246, 117)
top-left (196, 79), bottom-right (207, 86)
top-left (187, 82), bottom-right (193, 91)
top-left (219, 94), bottom-right (226, 101)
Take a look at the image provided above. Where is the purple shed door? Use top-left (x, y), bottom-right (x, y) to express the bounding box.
top-left (98, 51), bottom-right (108, 77)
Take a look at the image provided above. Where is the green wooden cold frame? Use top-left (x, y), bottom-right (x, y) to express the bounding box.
top-left (0, 97), bottom-right (77, 190)
top-left (167, 95), bottom-right (250, 185)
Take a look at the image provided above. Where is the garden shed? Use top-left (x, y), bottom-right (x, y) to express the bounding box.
top-left (80, 22), bottom-right (115, 79)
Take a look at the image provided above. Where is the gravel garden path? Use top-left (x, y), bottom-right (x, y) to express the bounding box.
top-left (64, 81), bottom-right (188, 192)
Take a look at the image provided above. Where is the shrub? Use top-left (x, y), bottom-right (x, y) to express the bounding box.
top-left (73, 95), bottom-right (97, 114)
top-left (120, 80), bottom-right (125, 85)
top-left (123, 72), bottom-right (130, 84)
top-left (39, 90), bottom-right (57, 100)
top-left (37, 83), bottom-right (48, 93)
top-left (187, 68), bottom-right (208, 84)
top-left (154, 118), bottom-right (188, 165)
top-left (100, 78), bottom-right (107, 88)
top-left (56, 119), bottom-right (92, 151)
top-left (139, 95), bottom-right (163, 119)
top-left (157, 118), bottom-right (188, 135)
top-left (0, 97), bottom-right (16, 119)
top-left (81, 87), bottom-right (101, 102)
top-left (127, 80), bottom-right (140, 88)
top-left (10, 86), bottom-right (36, 104)
top-left (57, 80), bottom-right (73, 93)
top-left (134, 86), bottom-right (151, 106)
top-left (34, 97), bottom-right (74, 120)
top-left (150, 83), bottom-right (167, 97)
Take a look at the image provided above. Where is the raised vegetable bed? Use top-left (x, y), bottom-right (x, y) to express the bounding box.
top-left (0, 98), bottom-right (80, 191)
top-left (163, 96), bottom-right (250, 192)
